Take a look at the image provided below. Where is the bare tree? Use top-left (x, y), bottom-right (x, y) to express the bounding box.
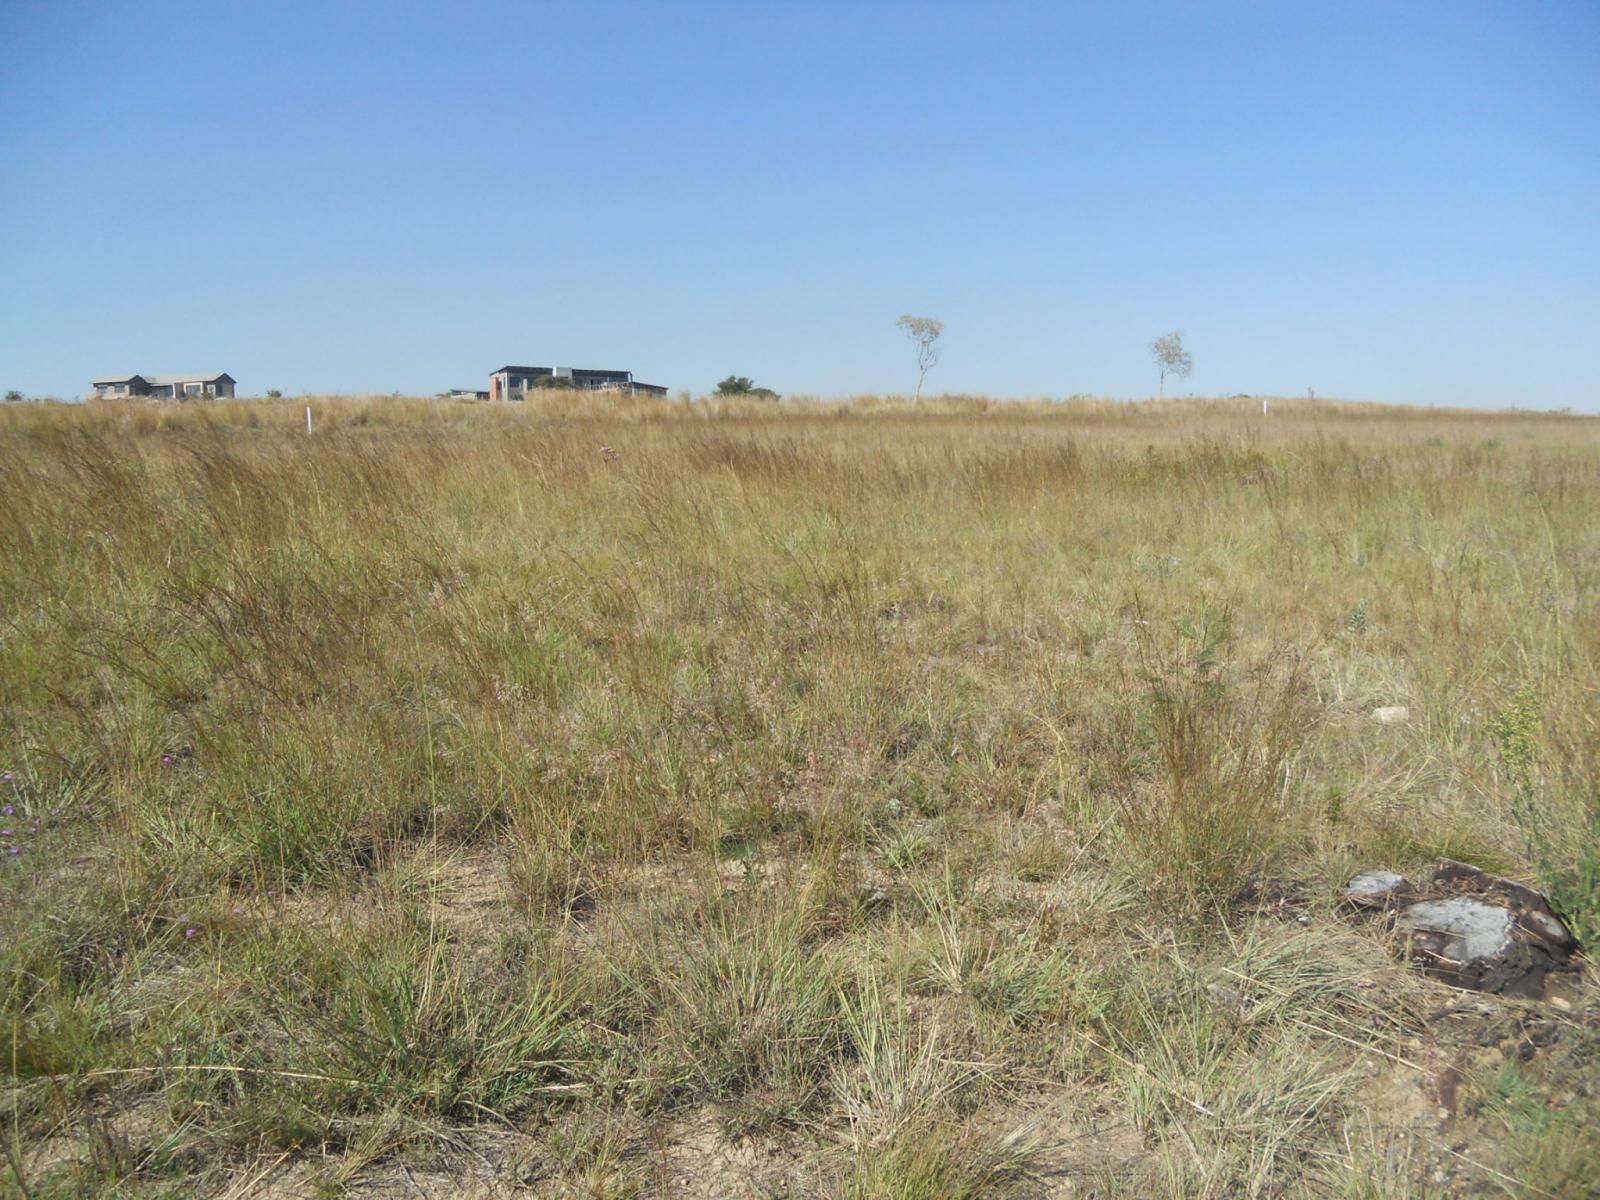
top-left (896, 314), bottom-right (944, 402)
top-left (1150, 331), bottom-right (1193, 398)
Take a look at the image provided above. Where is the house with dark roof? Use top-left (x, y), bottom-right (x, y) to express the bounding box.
top-left (488, 365), bottom-right (668, 401)
top-left (92, 372), bottom-right (236, 400)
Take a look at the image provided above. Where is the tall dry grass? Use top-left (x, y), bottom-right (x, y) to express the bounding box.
top-left (1, 393), bottom-right (1597, 1196)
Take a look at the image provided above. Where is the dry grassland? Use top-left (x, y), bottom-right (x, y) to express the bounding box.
top-left (1, 393), bottom-right (1597, 1197)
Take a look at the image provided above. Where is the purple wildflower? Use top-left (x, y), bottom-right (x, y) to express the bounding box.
top-left (0, 830), bottom-right (10, 838)
top-left (2, 805), bottom-right (12, 816)
top-left (231, 906), bottom-right (242, 915)
top-left (7, 847), bottom-right (18, 857)
top-left (185, 928), bottom-right (197, 939)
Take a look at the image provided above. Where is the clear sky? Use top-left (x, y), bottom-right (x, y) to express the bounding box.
top-left (2, 1), bottom-right (1596, 407)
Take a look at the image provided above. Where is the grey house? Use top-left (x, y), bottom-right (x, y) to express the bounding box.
top-left (489, 365), bottom-right (668, 401)
top-left (92, 372), bottom-right (236, 400)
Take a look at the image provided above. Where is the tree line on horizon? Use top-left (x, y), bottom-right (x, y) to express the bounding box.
top-left (715, 318), bottom-right (1195, 402)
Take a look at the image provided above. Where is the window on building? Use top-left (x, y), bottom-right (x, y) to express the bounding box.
top-left (184, 383), bottom-right (202, 396)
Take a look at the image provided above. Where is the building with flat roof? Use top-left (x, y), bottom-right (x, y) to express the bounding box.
top-left (489, 365), bottom-right (667, 401)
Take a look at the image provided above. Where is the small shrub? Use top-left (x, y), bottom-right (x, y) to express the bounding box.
top-left (1344, 597), bottom-right (1369, 634)
top-left (1097, 608), bottom-right (1319, 914)
top-left (1493, 683), bottom-right (1600, 948)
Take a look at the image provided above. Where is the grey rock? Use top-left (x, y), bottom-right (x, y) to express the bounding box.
top-left (1340, 860), bottom-right (1579, 999)
top-left (1396, 898), bottom-right (1514, 962)
top-left (1345, 869), bottom-right (1409, 898)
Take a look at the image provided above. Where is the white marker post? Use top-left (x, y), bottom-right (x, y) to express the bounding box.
top-left (1262, 399), bottom-right (1270, 416)
top-left (306, 406), bottom-right (313, 433)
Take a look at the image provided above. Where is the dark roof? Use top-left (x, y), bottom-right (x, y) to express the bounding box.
top-left (92, 374), bottom-right (148, 385)
top-left (492, 365), bottom-right (633, 378)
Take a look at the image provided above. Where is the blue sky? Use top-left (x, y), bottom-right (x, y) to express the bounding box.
top-left (2, 1), bottom-right (1596, 406)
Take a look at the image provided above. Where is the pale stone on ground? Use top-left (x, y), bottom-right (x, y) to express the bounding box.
top-left (1396, 898), bottom-right (1516, 961)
